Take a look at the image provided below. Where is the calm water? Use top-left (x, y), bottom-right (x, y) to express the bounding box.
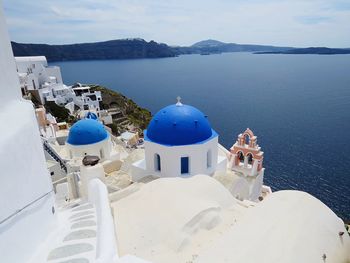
top-left (53, 53), bottom-right (350, 219)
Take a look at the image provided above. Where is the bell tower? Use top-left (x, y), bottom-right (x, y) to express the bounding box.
top-left (227, 128), bottom-right (265, 201)
top-left (229, 128), bottom-right (264, 177)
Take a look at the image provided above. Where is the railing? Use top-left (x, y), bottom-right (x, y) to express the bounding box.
top-left (87, 179), bottom-right (118, 262)
top-left (0, 190), bottom-right (54, 226)
top-left (42, 139), bottom-right (68, 173)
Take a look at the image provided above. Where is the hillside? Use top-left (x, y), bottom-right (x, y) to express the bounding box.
top-left (88, 85), bottom-right (152, 136)
top-left (11, 39), bottom-right (176, 62)
top-left (29, 84), bottom-right (152, 136)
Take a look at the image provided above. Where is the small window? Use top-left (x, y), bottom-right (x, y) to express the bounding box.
top-left (238, 151), bottom-right (244, 163)
top-left (247, 153), bottom-right (253, 165)
top-left (88, 94), bottom-right (97, 101)
top-left (207, 150), bottom-right (212, 168)
top-left (50, 171), bottom-right (54, 176)
top-left (181, 157), bottom-right (189, 174)
top-left (245, 134), bottom-right (250, 145)
top-left (100, 149), bottom-right (104, 159)
top-left (155, 154), bottom-right (161, 171)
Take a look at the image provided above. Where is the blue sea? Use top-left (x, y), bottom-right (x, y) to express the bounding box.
top-left (52, 53), bottom-right (350, 220)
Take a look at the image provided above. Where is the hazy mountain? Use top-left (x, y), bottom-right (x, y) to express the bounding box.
top-left (191, 39), bottom-right (227, 48)
top-left (184, 39), bottom-right (294, 54)
top-left (11, 38), bottom-right (350, 62)
top-left (11, 39), bottom-right (176, 62)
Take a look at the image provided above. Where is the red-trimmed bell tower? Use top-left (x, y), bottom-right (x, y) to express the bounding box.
top-left (229, 128), bottom-right (264, 177)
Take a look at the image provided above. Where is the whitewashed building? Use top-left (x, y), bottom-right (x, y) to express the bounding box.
top-left (15, 57), bottom-right (104, 114)
top-left (66, 117), bottom-right (119, 162)
top-left (15, 56), bottom-right (63, 102)
top-left (71, 84), bottom-right (103, 112)
top-left (132, 99), bottom-right (227, 180)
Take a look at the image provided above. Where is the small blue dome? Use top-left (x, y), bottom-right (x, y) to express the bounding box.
top-left (145, 103), bottom-right (216, 146)
top-left (67, 119), bottom-right (108, 146)
top-left (85, 112), bottom-right (98, 120)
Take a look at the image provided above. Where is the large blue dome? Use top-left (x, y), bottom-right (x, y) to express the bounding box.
top-left (67, 119), bottom-right (108, 146)
top-left (145, 103), bottom-right (217, 146)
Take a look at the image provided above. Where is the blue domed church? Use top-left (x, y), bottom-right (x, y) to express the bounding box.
top-left (66, 116), bottom-right (119, 163)
top-left (132, 99), bottom-right (227, 181)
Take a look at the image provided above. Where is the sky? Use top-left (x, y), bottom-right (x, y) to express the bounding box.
top-left (2, 0), bottom-right (350, 48)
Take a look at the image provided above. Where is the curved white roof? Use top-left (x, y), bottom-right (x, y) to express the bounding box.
top-left (111, 175), bottom-right (350, 263)
top-left (197, 190), bottom-right (350, 263)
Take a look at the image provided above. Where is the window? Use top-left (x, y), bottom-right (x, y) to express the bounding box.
top-left (155, 154), bottom-right (161, 171)
top-left (181, 157), bottom-right (189, 174)
top-left (245, 134), bottom-right (250, 145)
top-left (238, 151), bottom-right (244, 163)
top-left (21, 87), bottom-right (26, 96)
top-left (207, 150), bottom-right (212, 168)
top-left (87, 94), bottom-right (97, 101)
top-left (247, 153), bottom-right (253, 165)
top-left (50, 171), bottom-right (54, 176)
top-left (100, 149), bottom-right (104, 159)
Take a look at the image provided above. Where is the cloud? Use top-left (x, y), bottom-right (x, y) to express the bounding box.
top-left (295, 16), bottom-right (333, 25)
top-left (327, 1), bottom-right (350, 11)
top-left (2, 0), bottom-right (350, 47)
top-left (50, 6), bottom-right (71, 17)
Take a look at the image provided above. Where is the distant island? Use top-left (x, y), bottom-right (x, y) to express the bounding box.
top-left (172, 39), bottom-right (294, 55)
top-left (11, 38), bottom-right (350, 62)
top-left (255, 47), bottom-right (350, 55)
top-left (182, 40), bottom-right (350, 55)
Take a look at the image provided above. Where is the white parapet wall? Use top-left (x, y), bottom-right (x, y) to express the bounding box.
top-left (81, 164), bottom-right (105, 198)
top-left (87, 178), bottom-right (154, 263)
top-left (88, 178), bottom-right (119, 262)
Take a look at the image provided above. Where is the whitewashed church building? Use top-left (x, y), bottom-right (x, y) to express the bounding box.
top-left (132, 98), bottom-right (227, 180)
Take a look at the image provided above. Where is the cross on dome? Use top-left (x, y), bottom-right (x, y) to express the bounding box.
top-left (176, 96), bottom-right (183, 106)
